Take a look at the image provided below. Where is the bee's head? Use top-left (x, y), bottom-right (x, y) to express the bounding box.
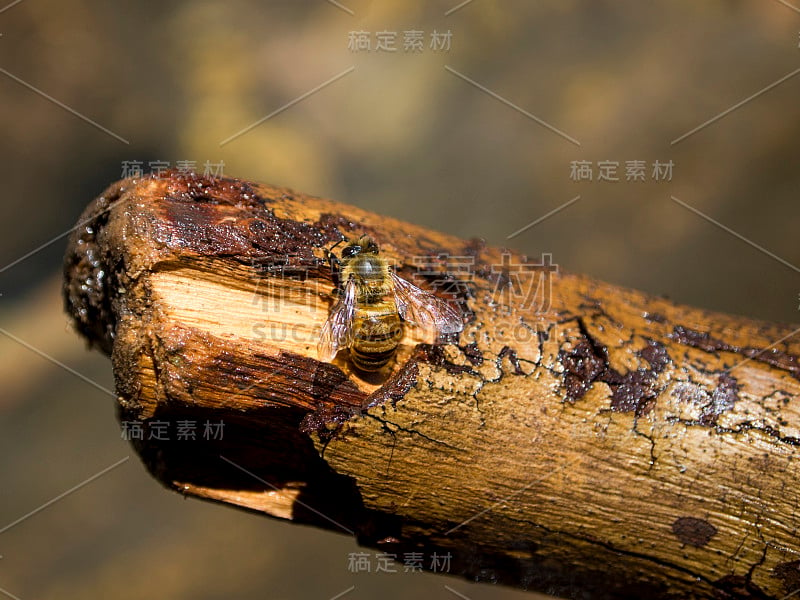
top-left (342, 235), bottom-right (379, 258)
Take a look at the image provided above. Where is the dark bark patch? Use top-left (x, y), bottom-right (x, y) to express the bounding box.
top-left (462, 342), bottom-right (484, 366)
top-left (155, 171), bottom-right (337, 266)
top-left (609, 371), bottom-right (659, 415)
top-left (461, 236), bottom-right (486, 257)
top-left (712, 574), bottom-right (771, 599)
top-left (62, 181), bottom-right (127, 355)
top-left (365, 359), bottom-right (419, 409)
top-left (671, 325), bottom-right (800, 381)
top-left (162, 169), bottom-right (262, 207)
top-left (559, 328), bottom-right (670, 415)
top-left (671, 516), bottom-right (717, 547)
top-left (498, 346), bottom-right (525, 375)
top-left (640, 339), bottom-right (670, 373)
top-left (416, 344), bottom-right (480, 377)
top-left (700, 373), bottom-right (740, 425)
top-left (643, 312), bottom-right (667, 323)
top-left (773, 560), bottom-right (800, 594)
top-left (316, 212), bottom-right (359, 236)
top-left (299, 403), bottom-right (361, 442)
top-left (560, 339), bottom-right (607, 401)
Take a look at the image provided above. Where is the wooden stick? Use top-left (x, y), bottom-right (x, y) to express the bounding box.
top-left (62, 172), bottom-right (800, 600)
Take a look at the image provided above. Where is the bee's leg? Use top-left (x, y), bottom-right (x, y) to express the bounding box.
top-left (325, 248), bottom-right (343, 289)
top-left (323, 235), bottom-right (347, 290)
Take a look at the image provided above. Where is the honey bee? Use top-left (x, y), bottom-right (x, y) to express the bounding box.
top-left (318, 235), bottom-right (464, 371)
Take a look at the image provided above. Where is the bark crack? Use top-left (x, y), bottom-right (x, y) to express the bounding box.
top-left (365, 414), bottom-right (464, 452)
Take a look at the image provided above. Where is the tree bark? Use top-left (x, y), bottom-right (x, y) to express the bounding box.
top-left (62, 172), bottom-right (800, 600)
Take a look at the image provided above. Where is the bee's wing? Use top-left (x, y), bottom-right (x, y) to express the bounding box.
top-left (317, 277), bottom-right (357, 362)
top-left (390, 271), bottom-right (464, 338)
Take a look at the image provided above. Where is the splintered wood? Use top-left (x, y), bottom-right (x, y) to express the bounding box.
top-left (63, 172), bottom-right (800, 600)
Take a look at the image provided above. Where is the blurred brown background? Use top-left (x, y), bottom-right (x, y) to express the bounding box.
top-left (1, 1), bottom-right (798, 599)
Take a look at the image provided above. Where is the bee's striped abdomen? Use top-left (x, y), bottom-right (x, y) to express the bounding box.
top-left (350, 304), bottom-right (403, 371)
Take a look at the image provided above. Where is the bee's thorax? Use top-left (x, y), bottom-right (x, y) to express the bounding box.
top-left (341, 255), bottom-right (393, 304)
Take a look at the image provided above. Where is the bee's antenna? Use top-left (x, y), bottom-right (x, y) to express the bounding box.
top-left (330, 237), bottom-right (345, 251)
